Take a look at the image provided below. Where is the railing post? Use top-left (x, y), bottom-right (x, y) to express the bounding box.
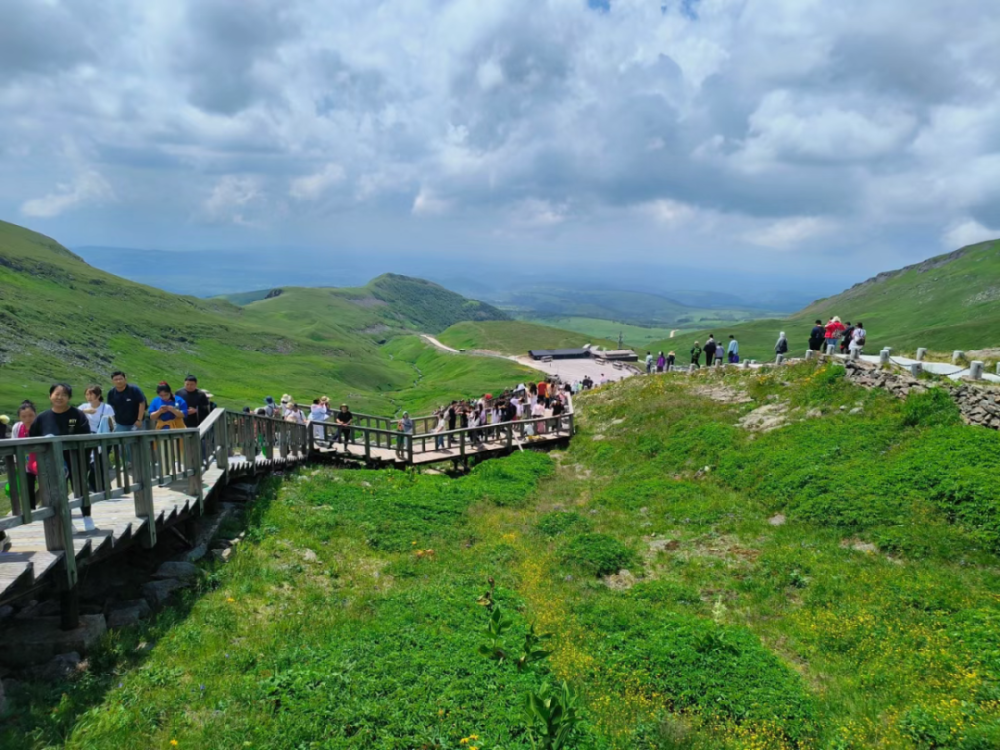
top-left (460, 430), bottom-right (465, 459)
top-left (265, 420), bottom-right (275, 461)
top-left (408, 432), bottom-right (414, 464)
top-left (281, 422), bottom-right (290, 459)
top-left (37, 442), bottom-right (79, 630)
top-left (218, 412), bottom-right (230, 484)
top-left (364, 428), bottom-right (371, 462)
top-left (506, 423), bottom-right (513, 450)
top-left (186, 432), bottom-right (204, 512)
top-left (133, 436), bottom-right (157, 548)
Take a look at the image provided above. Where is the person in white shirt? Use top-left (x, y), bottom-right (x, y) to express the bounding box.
top-left (309, 399), bottom-right (329, 443)
top-left (849, 322), bottom-right (867, 354)
top-left (79, 385), bottom-right (116, 432)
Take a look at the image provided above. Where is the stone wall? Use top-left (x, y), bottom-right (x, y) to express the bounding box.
top-left (844, 359), bottom-right (1000, 429)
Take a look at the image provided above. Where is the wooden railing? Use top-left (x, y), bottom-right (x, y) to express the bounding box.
top-left (309, 410), bottom-right (575, 464)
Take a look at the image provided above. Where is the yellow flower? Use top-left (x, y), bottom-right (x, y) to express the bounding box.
top-left (471, 747), bottom-right (479, 750)
top-left (412, 541), bottom-right (417, 545)
top-left (469, 736), bottom-right (479, 741)
top-left (460, 739), bottom-right (469, 745)
top-left (226, 597), bottom-right (235, 603)
top-left (170, 742), bottom-right (178, 747)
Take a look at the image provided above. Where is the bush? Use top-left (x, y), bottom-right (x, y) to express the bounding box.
top-left (536, 511), bottom-right (592, 537)
top-left (561, 533), bottom-right (637, 576)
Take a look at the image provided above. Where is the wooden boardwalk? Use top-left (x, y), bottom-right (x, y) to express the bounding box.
top-left (0, 405), bottom-right (573, 624)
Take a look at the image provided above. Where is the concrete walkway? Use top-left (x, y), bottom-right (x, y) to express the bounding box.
top-left (420, 334), bottom-right (638, 384)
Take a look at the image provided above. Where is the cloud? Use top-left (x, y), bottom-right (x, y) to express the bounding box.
top-left (743, 217), bottom-right (835, 249)
top-left (201, 175), bottom-right (264, 225)
top-left (289, 163), bottom-right (345, 200)
top-left (2, 0), bottom-right (1000, 273)
top-left (412, 187), bottom-right (450, 217)
top-left (21, 171), bottom-right (115, 218)
top-left (942, 219), bottom-right (1000, 250)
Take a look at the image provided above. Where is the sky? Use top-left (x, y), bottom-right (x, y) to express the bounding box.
top-left (2, 0), bottom-right (999, 293)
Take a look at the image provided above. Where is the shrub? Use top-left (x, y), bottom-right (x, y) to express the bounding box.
top-left (536, 511), bottom-right (592, 537)
top-left (561, 533), bottom-right (637, 576)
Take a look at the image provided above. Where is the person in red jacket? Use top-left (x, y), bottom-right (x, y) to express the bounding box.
top-left (824, 317), bottom-right (846, 353)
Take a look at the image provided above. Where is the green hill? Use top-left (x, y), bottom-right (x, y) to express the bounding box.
top-left (652, 238), bottom-right (1000, 362)
top-left (437, 320), bottom-right (616, 354)
top-left (0, 220), bottom-right (530, 416)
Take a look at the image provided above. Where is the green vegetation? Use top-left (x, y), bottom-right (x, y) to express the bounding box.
top-left (12, 362), bottom-right (1000, 747)
top-left (438, 320), bottom-right (615, 354)
top-left (0, 220), bottom-right (528, 417)
top-left (658, 238), bottom-right (1000, 362)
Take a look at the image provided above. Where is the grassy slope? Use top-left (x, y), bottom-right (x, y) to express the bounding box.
top-left (0, 220), bottom-right (528, 416)
top-left (655, 239), bottom-right (1000, 362)
top-left (8, 365), bottom-right (1000, 748)
top-left (438, 320), bottom-right (616, 354)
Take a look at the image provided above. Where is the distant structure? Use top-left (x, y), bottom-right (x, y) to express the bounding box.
top-left (528, 347), bottom-right (638, 363)
top-left (618, 331), bottom-right (624, 349)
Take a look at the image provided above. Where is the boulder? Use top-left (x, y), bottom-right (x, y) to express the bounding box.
top-left (141, 578), bottom-right (188, 608)
top-left (26, 652), bottom-right (81, 681)
top-left (0, 616), bottom-right (106, 667)
top-left (107, 600), bottom-right (152, 630)
top-left (0, 605), bottom-right (14, 623)
top-left (154, 561), bottom-right (203, 581)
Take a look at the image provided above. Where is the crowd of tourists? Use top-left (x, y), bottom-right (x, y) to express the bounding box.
top-left (641, 318), bottom-right (867, 374)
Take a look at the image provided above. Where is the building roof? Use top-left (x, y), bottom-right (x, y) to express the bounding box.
top-left (528, 348), bottom-right (591, 359)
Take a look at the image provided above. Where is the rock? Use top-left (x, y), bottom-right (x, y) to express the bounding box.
top-left (805, 408), bottom-right (822, 419)
top-left (107, 600), bottom-right (152, 629)
top-left (768, 514), bottom-right (786, 526)
top-left (603, 569), bottom-right (637, 590)
top-left (0, 605), bottom-right (13, 623)
top-left (0, 616), bottom-right (106, 667)
top-left (185, 544), bottom-right (208, 563)
top-left (26, 652), bottom-right (81, 682)
top-left (849, 407), bottom-right (863, 415)
top-left (154, 561), bottom-right (203, 581)
top-left (141, 578), bottom-right (188, 608)
top-left (17, 599), bottom-right (61, 619)
top-left (301, 549), bottom-right (319, 563)
top-left (649, 538), bottom-right (680, 552)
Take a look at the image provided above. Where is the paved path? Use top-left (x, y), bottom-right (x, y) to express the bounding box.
top-left (420, 334), bottom-right (638, 384)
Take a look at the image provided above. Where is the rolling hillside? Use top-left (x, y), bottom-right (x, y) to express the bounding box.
top-left (0, 220), bottom-right (530, 415)
top-left (651, 238), bottom-right (1000, 362)
top-left (437, 320), bottom-right (616, 354)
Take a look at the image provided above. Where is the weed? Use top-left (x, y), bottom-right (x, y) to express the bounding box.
top-left (523, 681), bottom-right (583, 750)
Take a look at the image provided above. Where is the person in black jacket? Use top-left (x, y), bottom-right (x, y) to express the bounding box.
top-left (809, 320), bottom-right (825, 351)
top-left (181, 375), bottom-right (211, 428)
top-left (703, 335), bottom-right (717, 366)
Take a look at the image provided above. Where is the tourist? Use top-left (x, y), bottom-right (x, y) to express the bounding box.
top-left (264, 396), bottom-right (278, 417)
top-left (808, 320), bottom-right (825, 351)
top-left (108, 371), bottom-right (146, 432)
top-left (690, 341), bottom-right (702, 368)
top-left (840, 322), bottom-right (855, 354)
top-left (396, 411), bottom-right (413, 458)
top-left (310, 399), bottom-right (329, 444)
top-left (656, 351), bottom-right (666, 373)
top-left (537, 379), bottom-right (548, 399)
top-left (31, 384), bottom-right (94, 527)
top-left (149, 383), bottom-right (188, 430)
top-left (532, 397), bottom-right (546, 434)
top-left (824, 317), bottom-right (845, 353)
top-left (849, 322), bottom-right (867, 355)
top-left (280, 395), bottom-right (292, 417)
top-left (335, 403), bottom-right (353, 447)
top-left (79, 385), bottom-right (115, 433)
top-left (433, 407), bottom-right (448, 450)
top-left (645, 351), bottom-right (653, 373)
top-left (703, 336), bottom-right (717, 367)
top-left (775, 332), bottom-right (789, 359)
top-left (727, 335), bottom-right (739, 363)
top-left (11, 401), bottom-right (38, 511)
top-left (714, 345), bottom-right (724, 367)
top-left (599, 373), bottom-right (608, 386)
top-left (181, 375), bottom-right (211, 428)
top-left (667, 351), bottom-right (676, 370)
top-left (0, 414), bottom-right (8, 441)
top-left (284, 403), bottom-right (306, 425)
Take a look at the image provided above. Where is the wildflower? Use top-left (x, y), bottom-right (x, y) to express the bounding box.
top-left (170, 742), bottom-right (178, 747)
top-left (469, 736), bottom-right (479, 741)
top-left (460, 739), bottom-right (469, 745)
top-left (226, 597), bottom-right (235, 603)
top-left (412, 541), bottom-right (417, 545)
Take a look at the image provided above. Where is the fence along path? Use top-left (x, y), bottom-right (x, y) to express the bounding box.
top-left (0, 404), bottom-right (574, 628)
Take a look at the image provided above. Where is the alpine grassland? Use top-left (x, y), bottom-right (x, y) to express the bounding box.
top-left (438, 320), bottom-right (615, 354)
top-left (7, 361), bottom-right (1000, 748)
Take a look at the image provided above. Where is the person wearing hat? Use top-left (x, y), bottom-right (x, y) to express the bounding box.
top-left (264, 396), bottom-right (277, 418)
top-left (0, 414), bottom-right (9, 441)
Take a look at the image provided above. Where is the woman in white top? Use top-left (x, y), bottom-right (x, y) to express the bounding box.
top-left (80, 385), bottom-right (116, 433)
top-left (434, 407), bottom-right (447, 451)
top-left (532, 399), bottom-right (547, 434)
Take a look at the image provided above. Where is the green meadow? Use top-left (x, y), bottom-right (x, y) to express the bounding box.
top-left (6, 363), bottom-right (1000, 748)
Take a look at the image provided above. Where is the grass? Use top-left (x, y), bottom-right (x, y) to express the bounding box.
top-left (522, 316), bottom-right (768, 350)
top-left (438, 321), bottom-right (616, 355)
top-left (9, 363), bottom-right (1000, 748)
top-left (0, 220), bottom-right (528, 418)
